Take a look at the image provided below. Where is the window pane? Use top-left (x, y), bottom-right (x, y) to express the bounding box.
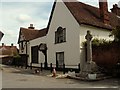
top-left (56, 52), bottom-right (64, 68)
top-left (31, 46), bottom-right (38, 63)
top-left (55, 32), bottom-right (57, 43)
top-left (55, 27), bottom-right (66, 43)
top-left (63, 29), bottom-right (66, 42)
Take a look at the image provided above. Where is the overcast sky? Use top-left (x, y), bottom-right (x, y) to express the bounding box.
top-left (0, 0), bottom-right (120, 48)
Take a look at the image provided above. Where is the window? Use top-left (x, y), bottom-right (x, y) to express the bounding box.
top-left (31, 46), bottom-right (39, 63)
top-left (55, 27), bottom-right (66, 44)
top-left (56, 52), bottom-right (64, 68)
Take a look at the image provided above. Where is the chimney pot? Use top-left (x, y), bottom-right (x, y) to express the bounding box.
top-left (11, 43), bottom-right (13, 46)
top-left (30, 24), bottom-right (33, 27)
top-left (28, 24), bottom-right (35, 29)
top-left (114, 4), bottom-right (118, 7)
top-left (2, 43), bottom-right (4, 46)
top-left (111, 4), bottom-right (120, 16)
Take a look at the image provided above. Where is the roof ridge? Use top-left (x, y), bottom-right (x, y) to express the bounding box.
top-left (20, 27), bottom-right (39, 31)
top-left (62, 0), bottom-right (98, 9)
top-left (19, 27), bottom-right (47, 41)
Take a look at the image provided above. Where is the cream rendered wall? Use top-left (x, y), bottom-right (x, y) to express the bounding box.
top-left (47, 0), bottom-right (81, 68)
top-left (79, 25), bottom-right (113, 48)
top-left (29, 36), bottom-right (46, 67)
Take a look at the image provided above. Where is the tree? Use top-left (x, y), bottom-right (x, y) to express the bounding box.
top-left (110, 26), bottom-right (120, 42)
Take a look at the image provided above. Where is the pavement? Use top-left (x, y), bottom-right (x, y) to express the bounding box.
top-left (1, 65), bottom-right (120, 90)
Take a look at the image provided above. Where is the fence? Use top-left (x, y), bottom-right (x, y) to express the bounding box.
top-left (29, 62), bottom-right (80, 74)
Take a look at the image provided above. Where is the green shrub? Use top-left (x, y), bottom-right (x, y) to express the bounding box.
top-left (110, 26), bottom-right (120, 42)
top-left (82, 38), bottom-right (112, 47)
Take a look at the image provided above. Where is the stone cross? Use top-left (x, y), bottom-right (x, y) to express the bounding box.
top-left (85, 31), bottom-right (93, 64)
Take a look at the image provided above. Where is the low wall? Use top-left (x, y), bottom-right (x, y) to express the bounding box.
top-left (92, 42), bottom-right (120, 69)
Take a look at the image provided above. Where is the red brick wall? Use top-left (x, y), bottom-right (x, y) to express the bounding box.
top-left (92, 42), bottom-right (120, 69)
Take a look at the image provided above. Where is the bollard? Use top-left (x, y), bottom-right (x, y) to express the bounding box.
top-left (25, 65), bottom-right (27, 69)
top-left (30, 62), bottom-right (32, 70)
top-left (63, 63), bottom-right (65, 74)
top-left (41, 63), bottom-right (43, 71)
top-left (78, 63), bottom-right (80, 73)
top-left (56, 61), bottom-right (58, 69)
top-left (50, 63), bottom-right (53, 73)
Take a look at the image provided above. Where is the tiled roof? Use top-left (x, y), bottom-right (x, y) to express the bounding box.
top-left (63, 0), bottom-right (120, 30)
top-left (19, 28), bottom-right (47, 42)
top-left (0, 46), bottom-right (18, 56)
top-left (110, 4), bottom-right (120, 16)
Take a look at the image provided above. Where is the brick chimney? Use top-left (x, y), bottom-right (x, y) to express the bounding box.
top-left (11, 43), bottom-right (13, 46)
top-left (111, 4), bottom-right (120, 16)
top-left (2, 43), bottom-right (4, 47)
top-left (28, 24), bottom-right (35, 29)
top-left (99, 0), bottom-right (109, 24)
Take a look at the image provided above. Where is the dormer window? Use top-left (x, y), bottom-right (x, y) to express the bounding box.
top-left (55, 26), bottom-right (66, 44)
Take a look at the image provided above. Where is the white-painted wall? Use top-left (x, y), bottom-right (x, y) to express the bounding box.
top-left (47, 0), bottom-right (80, 68)
top-left (79, 25), bottom-right (113, 47)
top-left (29, 36), bottom-right (46, 67)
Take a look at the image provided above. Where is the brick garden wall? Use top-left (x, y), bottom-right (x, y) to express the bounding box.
top-left (92, 42), bottom-right (120, 69)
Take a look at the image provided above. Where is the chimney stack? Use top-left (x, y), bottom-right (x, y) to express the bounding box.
top-left (111, 4), bottom-right (120, 16)
top-left (28, 24), bottom-right (35, 29)
top-left (2, 43), bottom-right (4, 47)
top-left (11, 43), bottom-right (13, 46)
top-left (99, 0), bottom-right (109, 24)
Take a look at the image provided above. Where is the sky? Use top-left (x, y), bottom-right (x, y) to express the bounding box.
top-left (0, 0), bottom-right (120, 48)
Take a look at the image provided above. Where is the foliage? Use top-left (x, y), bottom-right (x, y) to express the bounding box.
top-left (92, 38), bottom-right (112, 47)
top-left (83, 26), bottom-right (120, 46)
top-left (110, 26), bottom-right (120, 42)
top-left (13, 54), bottom-right (21, 58)
top-left (82, 38), bottom-right (112, 47)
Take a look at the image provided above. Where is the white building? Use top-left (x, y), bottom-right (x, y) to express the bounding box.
top-left (18, 0), bottom-right (120, 71)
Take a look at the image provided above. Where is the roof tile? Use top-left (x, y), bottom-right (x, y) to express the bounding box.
top-left (20, 28), bottom-right (47, 41)
top-left (0, 46), bottom-right (18, 56)
top-left (63, 0), bottom-right (120, 30)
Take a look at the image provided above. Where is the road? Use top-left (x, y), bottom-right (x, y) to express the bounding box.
top-left (1, 65), bottom-right (120, 90)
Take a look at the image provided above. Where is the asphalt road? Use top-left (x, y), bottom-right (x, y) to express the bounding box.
top-left (1, 65), bottom-right (120, 90)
